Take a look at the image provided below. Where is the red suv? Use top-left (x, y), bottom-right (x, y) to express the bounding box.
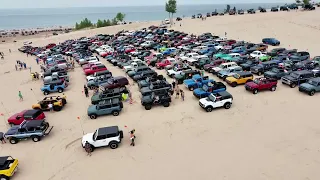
top-left (84, 64), bottom-right (107, 76)
top-left (7, 109), bottom-right (46, 126)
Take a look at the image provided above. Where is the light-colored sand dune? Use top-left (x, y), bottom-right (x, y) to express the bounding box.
top-left (0, 10), bottom-right (320, 180)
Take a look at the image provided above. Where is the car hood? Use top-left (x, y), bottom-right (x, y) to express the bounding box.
top-left (300, 83), bottom-right (314, 89)
top-left (264, 71), bottom-right (277, 76)
top-left (282, 75), bottom-right (295, 81)
top-left (5, 126), bottom-right (20, 136)
top-left (8, 113), bottom-right (19, 121)
top-left (194, 88), bottom-right (206, 94)
top-left (218, 70), bottom-right (228, 75)
top-left (167, 69), bottom-right (176, 74)
top-left (184, 79), bottom-right (195, 84)
top-left (212, 67), bottom-right (222, 71)
top-left (82, 133), bottom-right (95, 146)
top-left (175, 74), bottom-right (183, 79)
top-left (87, 105), bottom-right (97, 113)
top-left (199, 98), bottom-right (210, 105)
top-left (226, 77), bottom-right (237, 82)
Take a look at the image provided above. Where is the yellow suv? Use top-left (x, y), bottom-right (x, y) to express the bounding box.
top-left (225, 71), bottom-right (253, 87)
top-left (0, 156), bottom-right (18, 180)
top-left (32, 95), bottom-right (67, 111)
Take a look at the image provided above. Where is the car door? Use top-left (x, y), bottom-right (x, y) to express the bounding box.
top-left (97, 105), bottom-right (108, 115)
top-left (95, 134), bottom-right (108, 147)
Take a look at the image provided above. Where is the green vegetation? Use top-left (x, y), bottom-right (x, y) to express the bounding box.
top-left (75, 12), bottom-right (126, 30)
top-left (302, 0), bottom-right (310, 4)
top-left (165, 0), bottom-right (177, 25)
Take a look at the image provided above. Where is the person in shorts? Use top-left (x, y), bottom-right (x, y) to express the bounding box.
top-left (0, 132), bottom-right (6, 144)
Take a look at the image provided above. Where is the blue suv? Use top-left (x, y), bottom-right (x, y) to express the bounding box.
top-left (262, 38), bottom-right (280, 46)
top-left (41, 81), bottom-right (67, 95)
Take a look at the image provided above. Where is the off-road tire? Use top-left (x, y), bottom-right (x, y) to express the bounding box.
top-left (270, 86), bottom-right (276, 91)
top-left (9, 123), bottom-right (15, 127)
top-left (9, 137), bottom-right (18, 144)
top-left (89, 114), bottom-right (97, 119)
top-left (53, 106), bottom-right (62, 111)
top-left (144, 104), bottom-right (152, 110)
top-left (205, 106), bottom-right (213, 112)
top-left (258, 72), bottom-right (262, 76)
top-left (0, 175), bottom-right (9, 180)
top-left (253, 89), bottom-right (258, 94)
top-left (188, 86), bottom-right (194, 91)
top-left (31, 136), bottom-right (41, 142)
top-left (43, 91), bottom-right (49, 95)
top-left (62, 99), bottom-right (67, 105)
top-left (309, 90), bottom-right (315, 96)
top-left (290, 83), bottom-right (296, 88)
top-left (109, 141), bottom-right (119, 149)
top-left (224, 102), bottom-right (231, 109)
top-left (58, 88), bottom-right (63, 93)
top-left (163, 101), bottom-right (170, 107)
top-left (223, 76), bottom-right (227, 81)
top-left (231, 82), bottom-right (237, 87)
top-left (112, 111), bottom-right (120, 116)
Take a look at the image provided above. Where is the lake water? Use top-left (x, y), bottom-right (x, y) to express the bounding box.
top-left (0, 3), bottom-right (285, 30)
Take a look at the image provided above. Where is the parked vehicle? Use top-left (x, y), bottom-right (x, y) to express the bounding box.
top-left (7, 109), bottom-right (46, 126)
top-left (141, 90), bottom-right (172, 110)
top-left (193, 82), bottom-right (226, 98)
top-left (0, 156), bottom-right (19, 180)
top-left (84, 64), bottom-right (107, 76)
top-left (156, 58), bottom-right (176, 69)
top-left (87, 98), bottom-right (123, 119)
top-left (41, 81), bottom-right (67, 95)
top-left (198, 91), bottom-right (233, 112)
top-left (183, 75), bottom-right (215, 91)
top-left (81, 126), bottom-right (123, 150)
top-left (262, 38), bottom-right (280, 46)
top-left (32, 96), bottom-right (67, 111)
top-left (98, 76), bottom-right (129, 90)
top-left (299, 77), bottom-right (320, 96)
top-left (91, 87), bottom-right (127, 105)
top-left (174, 70), bottom-right (201, 84)
top-left (245, 77), bottom-right (278, 94)
top-left (217, 66), bottom-right (243, 80)
top-left (250, 61), bottom-right (279, 75)
top-left (225, 71), bottom-right (254, 87)
top-left (166, 65), bottom-right (192, 78)
top-left (86, 70), bottom-right (112, 81)
top-left (264, 67), bottom-right (290, 79)
top-left (4, 120), bottom-right (53, 144)
top-left (211, 62), bottom-right (238, 74)
top-left (127, 66), bottom-right (150, 77)
top-left (281, 70), bottom-right (315, 88)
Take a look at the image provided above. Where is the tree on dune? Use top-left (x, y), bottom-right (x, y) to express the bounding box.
top-left (96, 19), bottom-right (104, 28)
top-left (165, 0), bottom-right (177, 25)
top-left (226, 4), bottom-right (231, 12)
top-left (303, 0), bottom-right (310, 4)
top-left (116, 12), bottom-right (126, 22)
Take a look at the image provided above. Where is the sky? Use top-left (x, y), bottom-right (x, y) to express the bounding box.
top-left (1, 0), bottom-right (294, 9)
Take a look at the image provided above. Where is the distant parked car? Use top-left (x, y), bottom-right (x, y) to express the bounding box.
top-left (238, 9), bottom-right (245, 14)
top-left (262, 38), bottom-right (280, 46)
top-left (280, 6), bottom-right (289, 11)
top-left (247, 9), bottom-right (256, 14)
top-left (271, 7), bottom-right (279, 12)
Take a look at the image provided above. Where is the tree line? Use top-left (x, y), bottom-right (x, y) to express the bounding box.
top-left (75, 12), bottom-right (126, 30)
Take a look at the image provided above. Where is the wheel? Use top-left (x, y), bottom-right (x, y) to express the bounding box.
top-left (163, 101), bottom-right (170, 107)
top-left (112, 111), bottom-right (120, 116)
top-left (231, 82), bottom-right (237, 87)
top-left (290, 83), bottom-right (296, 88)
top-left (144, 104), bottom-right (152, 110)
top-left (31, 136), bottom-right (41, 142)
top-left (89, 114), bottom-right (97, 119)
top-left (62, 99), bottom-right (67, 105)
top-left (246, 79), bottom-right (252, 83)
top-left (58, 88), bottom-right (63, 93)
top-left (253, 89), bottom-right (258, 94)
top-left (223, 76), bottom-right (227, 80)
top-left (205, 106), bottom-right (213, 112)
top-left (309, 90), bottom-right (315, 96)
top-left (258, 72), bottom-right (262, 76)
top-left (9, 123), bottom-right (15, 127)
top-left (53, 106), bottom-right (62, 111)
top-left (0, 175), bottom-right (9, 180)
top-left (270, 86), bottom-right (276, 91)
top-left (43, 91), bottom-right (49, 95)
top-left (109, 141), bottom-right (118, 149)
top-left (188, 86), bottom-right (194, 91)
top-left (9, 137), bottom-right (18, 144)
top-left (224, 102), bottom-right (231, 109)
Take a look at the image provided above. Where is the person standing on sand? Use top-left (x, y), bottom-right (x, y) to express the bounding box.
top-left (175, 85), bottom-right (180, 99)
top-left (180, 89), bottom-right (185, 101)
top-left (9, 49), bottom-right (11, 53)
top-left (130, 129), bottom-right (136, 146)
top-left (0, 132), bottom-right (6, 144)
top-left (36, 58), bottom-right (39, 64)
top-left (84, 85), bottom-right (89, 97)
top-left (15, 64), bottom-right (17, 71)
top-left (84, 141), bottom-right (92, 156)
top-left (18, 91), bottom-right (23, 101)
top-left (172, 80), bottom-right (176, 89)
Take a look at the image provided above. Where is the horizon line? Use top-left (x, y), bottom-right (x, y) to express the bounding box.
top-left (0, 2), bottom-right (291, 10)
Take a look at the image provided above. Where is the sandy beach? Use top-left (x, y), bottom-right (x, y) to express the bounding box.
top-left (1, 9), bottom-right (320, 180)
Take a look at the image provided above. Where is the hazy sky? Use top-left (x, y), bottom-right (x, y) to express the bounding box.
top-left (1, 0), bottom-right (293, 9)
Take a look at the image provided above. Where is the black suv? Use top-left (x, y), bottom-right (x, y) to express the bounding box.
top-left (281, 70), bottom-right (315, 88)
top-left (247, 9), bottom-right (256, 14)
top-left (132, 70), bottom-right (157, 82)
top-left (141, 90), bottom-right (172, 110)
top-left (280, 6), bottom-right (289, 11)
top-left (240, 60), bottom-right (260, 71)
top-left (271, 7), bottom-right (279, 12)
top-left (250, 61), bottom-right (278, 75)
top-left (267, 48), bottom-right (286, 57)
top-left (140, 80), bottom-right (172, 96)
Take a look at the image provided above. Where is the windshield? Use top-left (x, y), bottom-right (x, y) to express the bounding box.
top-left (271, 68), bottom-right (279, 73)
top-left (308, 79), bottom-right (318, 86)
top-left (291, 73), bottom-right (300, 79)
top-left (93, 131), bottom-right (97, 140)
top-left (208, 94), bottom-right (216, 101)
top-left (233, 74), bottom-right (240, 79)
top-left (253, 79), bottom-right (260, 84)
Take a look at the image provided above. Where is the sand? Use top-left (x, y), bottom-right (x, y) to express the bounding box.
top-left (0, 10), bottom-right (320, 180)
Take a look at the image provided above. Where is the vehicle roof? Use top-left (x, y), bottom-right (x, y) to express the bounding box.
top-left (216, 91), bottom-right (232, 97)
top-left (24, 109), bottom-right (42, 116)
top-left (237, 71), bottom-right (252, 76)
top-left (22, 120), bottom-right (44, 128)
top-left (98, 126), bottom-right (119, 136)
top-left (0, 156), bottom-right (10, 166)
top-left (310, 77), bottom-right (320, 83)
top-left (292, 70), bottom-right (312, 75)
top-left (98, 97), bottom-right (120, 105)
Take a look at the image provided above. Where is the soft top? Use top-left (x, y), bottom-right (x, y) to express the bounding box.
top-left (0, 156), bottom-right (10, 166)
top-left (21, 120), bottom-right (44, 128)
top-left (236, 71), bottom-right (252, 76)
top-left (24, 109), bottom-right (42, 117)
top-left (216, 91), bottom-right (232, 98)
top-left (98, 126), bottom-right (119, 136)
top-left (98, 98), bottom-right (120, 105)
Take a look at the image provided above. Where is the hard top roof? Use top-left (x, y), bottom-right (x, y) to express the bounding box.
top-left (21, 120), bottom-right (44, 128)
top-left (98, 97), bottom-right (120, 105)
top-left (98, 126), bottom-right (119, 136)
top-left (216, 91), bottom-right (232, 97)
top-left (24, 109), bottom-right (42, 116)
top-left (0, 156), bottom-right (10, 166)
top-left (309, 77), bottom-right (320, 82)
top-left (292, 70), bottom-right (312, 75)
top-left (236, 71), bottom-right (252, 76)
top-left (135, 65), bottom-right (149, 70)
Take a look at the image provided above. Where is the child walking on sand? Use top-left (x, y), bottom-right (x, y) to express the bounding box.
top-left (130, 129), bottom-right (136, 146)
top-left (84, 141), bottom-right (92, 156)
top-left (175, 85), bottom-right (180, 99)
top-left (18, 91), bottom-right (23, 101)
top-left (180, 89), bottom-right (185, 101)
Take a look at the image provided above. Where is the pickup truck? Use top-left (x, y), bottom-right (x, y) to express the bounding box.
top-left (183, 75), bottom-right (215, 91)
top-left (166, 65), bottom-right (192, 78)
top-left (245, 77), bottom-right (277, 94)
top-left (84, 64), bottom-right (107, 76)
top-left (193, 82), bottom-right (226, 98)
top-left (5, 120), bottom-right (53, 144)
top-left (99, 76), bottom-right (129, 91)
top-left (156, 58), bottom-right (176, 69)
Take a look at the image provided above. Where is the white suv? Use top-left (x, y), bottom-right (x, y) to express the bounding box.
top-left (82, 126), bottom-right (123, 150)
top-left (199, 91), bottom-right (233, 112)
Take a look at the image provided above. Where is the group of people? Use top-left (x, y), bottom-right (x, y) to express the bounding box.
top-left (84, 129), bottom-right (136, 156)
top-left (172, 80), bottom-right (185, 101)
top-left (15, 60), bottom-right (27, 71)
